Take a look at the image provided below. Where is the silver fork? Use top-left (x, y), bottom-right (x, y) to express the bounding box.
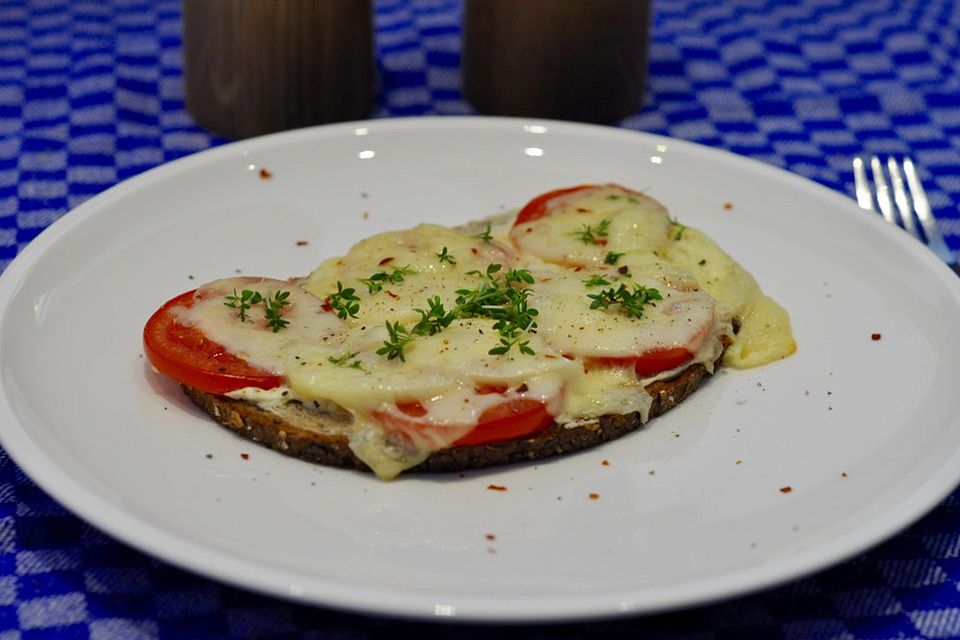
top-left (853, 155), bottom-right (959, 275)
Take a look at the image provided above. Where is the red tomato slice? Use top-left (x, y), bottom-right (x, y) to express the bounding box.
top-left (455, 398), bottom-right (553, 446)
top-left (143, 290), bottom-right (284, 395)
top-left (513, 185), bottom-right (595, 225)
top-left (513, 183), bottom-right (648, 226)
top-left (373, 397), bottom-right (553, 448)
top-left (590, 347), bottom-right (694, 378)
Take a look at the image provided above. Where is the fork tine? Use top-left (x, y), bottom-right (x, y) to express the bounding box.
top-left (869, 155), bottom-right (898, 225)
top-left (854, 155), bottom-right (956, 269)
top-left (853, 156), bottom-right (875, 211)
top-left (887, 156), bottom-right (920, 239)
top-left (902, 157), bottom-right (954, 264)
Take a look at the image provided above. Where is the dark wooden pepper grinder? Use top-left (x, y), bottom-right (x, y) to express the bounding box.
top-left (183, 0), bottom-right (375, 139)
top-left (462, 0), bottom-right (652, 124)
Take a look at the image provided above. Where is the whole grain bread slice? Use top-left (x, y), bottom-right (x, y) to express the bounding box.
top-left (182, 351), bottom-right (722, 474)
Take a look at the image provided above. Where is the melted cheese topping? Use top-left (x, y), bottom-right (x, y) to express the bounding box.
top-left (510, 187), bottom-right (673, 265)
top-left (531, 270), bottom-right (718, 357)
top-left (663, 226), bottom-right (797, 367)
top-left (182, 185), bottom-right (795, 478)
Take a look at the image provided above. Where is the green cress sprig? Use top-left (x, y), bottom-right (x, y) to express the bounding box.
top-left (224, 288), bottom-right (290, 331)
top-left (376, 263), bottom-right (540, 361)
top-left (671, 217), bottom-right (688, 240)
top-left (582, 274), bottom-right (612, 288)
top-left (263, 290), bottom-right (291, 332)
top-left (358, 265), bottom-right (416, 295)
top-left (473, 222), bottom-right (494, 243)
top-left (412, 296), bottom-right (456, 336)
top-left (328, 352), bottom-right (363, 369)
top-left (462, 265), bottom-right (538, 356)
top-left (455, 265), bottom-right (538, 356)
top-left (587, 283), bottom-right (662, 320)
top-left (377, 321), bottom-right (415, 361)
top-left (224, 289), bottom-right (263, 321)
top-left (436, 247), bottom-right (456, 264)
top-left (376, 297), bottom-right (459, 361)
top-left (603, 251), bottom-right (625, 265)
top-left (568, 219), bottom-right (611, 245)
top-left (327, 281), bottom-right (361, 319)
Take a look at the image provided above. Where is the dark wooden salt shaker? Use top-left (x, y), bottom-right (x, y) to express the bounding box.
top-left (462, 0), bottom-right (652, 123)
top-left (183, 0), bottom-right (375, 139)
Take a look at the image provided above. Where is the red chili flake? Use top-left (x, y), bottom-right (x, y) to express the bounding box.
top-left (595, 238), bottom-right (608, 246)
top-left (601, 459), bottom-right (610, 466)
top-left (385, 291), bottom-right (399, 299)
top-left (871, 333), bottom-right (882, 341)
top-left (576, 207), bottom-right (590, 213)
top-left (321, 301), bottom-right (333, 313)
top-left (589, 493), bottom-right (600, 500)
top-left (296, 240), bottom-right (308, 246)
top-left (723, 202), bottom-right (733, 210)
top-left (485, 533), bottom-right (496, 541)
top-left (378, 256), bottom-right (395, 266)
top-left (561, 354), bottom-right (576, 360)
top-left (779, 486), bottom-right (792, 494)
top-left (259, 168), bottom-right (272, 179)
top-left (241, 453), bottom-right (250, 460)
top-left (487, 484), bottom-right (507, 492)
top-left (471, 247), bottom-right (479, 255)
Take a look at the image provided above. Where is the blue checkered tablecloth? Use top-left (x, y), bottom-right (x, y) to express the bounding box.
top-left (2, 0), bottom-right (960, 638)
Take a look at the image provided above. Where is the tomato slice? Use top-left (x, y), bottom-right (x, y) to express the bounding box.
top-left (632, 347), bottom-right (694, 377)
top-left (143, 290), bottom-right (284, 395)
top-left (513, 185), bottom-right (595, 225)
top-left (590, 347), bottom-right (694, 378)
top-left (455, 398), bottom-right (553, 446)
top-left (513, 183), bottom-right (649, 226)
top-left (373, 397), bottom-right (553, 448)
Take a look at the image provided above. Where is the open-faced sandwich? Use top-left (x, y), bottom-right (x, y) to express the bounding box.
top-left (143, 184), bottom-right (796, 479)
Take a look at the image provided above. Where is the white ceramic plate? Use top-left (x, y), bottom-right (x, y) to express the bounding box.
top-left (2, 117), bottom-right (960, 622)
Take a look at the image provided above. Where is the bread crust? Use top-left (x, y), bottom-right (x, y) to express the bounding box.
top-left (182, 355), bottom-right (719, 474)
